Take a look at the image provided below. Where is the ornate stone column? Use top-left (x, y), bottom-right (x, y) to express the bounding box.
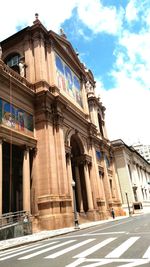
top-left (83, 160), bottom-right (94, 210)
top-left (75, 165), bottom-right (84, 212)
top-left (102, 151), bottom-right (112, 203)
top-left (65, 147), bottom-right (73, 197)
top-left (0, 139), bottom-right (2, 214)
top-left (23, 147), bottom-right (31, 213)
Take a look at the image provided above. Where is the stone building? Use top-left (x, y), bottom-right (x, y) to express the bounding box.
top-left (112, 139), bottom-right (150, 214)
top-left (132, 143), bottom-right (150, 164)
top-left (0, 15), bottom-right (123, 232)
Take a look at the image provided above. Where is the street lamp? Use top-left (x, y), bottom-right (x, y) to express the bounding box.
top-left (71, 180), bottom-right (80, 229)
top-left (125, 192), bottom-right (132, 216)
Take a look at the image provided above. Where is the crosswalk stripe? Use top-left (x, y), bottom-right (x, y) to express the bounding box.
top-left (66, 258), bottom-right (86, 267)
top-left (0, 241), bottom-right (58, 261)
top-left (74, 237), bottom-right (117, 258)
top-left (105, 237), bottom-right (140, 258)
top-left (45, 239), bottom-right (95, 259)
top-left (18, 240), bottom-right (76, 260)
top-left (82, 232), bottom-right (125, 236)
top-left (0, 243), bottom-right (41, 257)
top-left (143, 246), bottom-right (150, 259)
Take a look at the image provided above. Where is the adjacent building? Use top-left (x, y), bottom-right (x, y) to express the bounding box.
top-left (132, 143), bottom-right (150, 164)
top-left (112, 139), bottom-right (150, 214)
top-left (0, 15), bottom-right (123, 232)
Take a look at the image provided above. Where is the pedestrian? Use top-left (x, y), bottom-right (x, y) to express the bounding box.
top-left (111, 208), bottom-right (115, 219)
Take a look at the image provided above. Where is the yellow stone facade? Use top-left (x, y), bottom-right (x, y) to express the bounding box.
top-left (0, 16), bottom-right (124, 232)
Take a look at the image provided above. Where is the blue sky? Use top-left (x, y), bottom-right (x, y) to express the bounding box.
top-left (0, 0), bottom-right (150, 145)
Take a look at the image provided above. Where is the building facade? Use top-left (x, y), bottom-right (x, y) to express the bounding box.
top-left (132, 143), bottom-right (150, 164)
top-left (112, 139), bottom-right (150, 214)
top-left (0, 15), bottom-right (123, 232)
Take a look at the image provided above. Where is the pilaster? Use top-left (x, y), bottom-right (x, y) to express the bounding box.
top-left (23, 147), bottom-right (31, 213)
top-left (75, 165), bottom-right (84, 212)
top-left (24, 35), bottom-right (35, 83)
top-left (83, 159), bottom-right (94, 210)
top-left (53, 103), bottom-right (69, 195)
top-left (102, 151), bottom-right (112, 206)
top-left (33, 32), bottom-right (47, 81)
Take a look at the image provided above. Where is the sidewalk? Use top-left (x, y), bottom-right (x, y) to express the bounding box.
top-left (0, 215), bottom-right (129, 251)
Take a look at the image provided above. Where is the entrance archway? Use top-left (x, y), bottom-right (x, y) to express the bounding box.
top-left (70, 134), bottom-right (88, 213)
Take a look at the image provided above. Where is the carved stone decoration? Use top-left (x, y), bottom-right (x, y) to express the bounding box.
top-left (74, 154), bottom-right (92, 166)
top-left (85, 81), bottom-right (94, 93)
top-left (59, 28), bottom-right (67, 39)
top-left (65, 145), bottom-right (72, 163)
top-left (52, 101), bottom-right (64, 129)
top-left (53, 112), bottom-right (64, 129)
top-left (88, 122), bottom-right (97, 137)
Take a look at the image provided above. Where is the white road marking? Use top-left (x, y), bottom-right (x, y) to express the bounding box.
top-left (74, 237), bottom-right (116, 258)
top-left (115, 259), bottom-right (150, 267)
top-left (143, 246), bottom-right (150, 258)
top-left (66, 259), bottom-right (150, 267)
top-left (82, 232), bottom-right (125, 236)
top-left (105, 237), bottom-right (140, 258)
top-left (18, 240), bottom-right (76, 260)
top-left (45, 239), bottom-right (95, 259)
top-left (88, 219), bottom-right (133, 234)
top-left (0, 242), bottom-right (40, 256)
top-left (0, 241), bottom-right (58, 261)
top-left (65, 258), bottom-right (86, 267)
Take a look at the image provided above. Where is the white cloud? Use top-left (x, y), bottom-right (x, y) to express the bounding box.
top-left (0, 0), bottom-right (124, 41)
top-left (119, 30), bottom-right (150, 66)
top-left (0, 0), bottom-right (78, 41)
top-left (96, 81), bottom-right (150, 145)
top-left (125, 0), bottom-right (150, 27)
top-left (112, 29), bottom-right (150, 96)
top-left (125, 0), bottom-right (138, 23)
top-left (96, 1), bottom-right (150, 146)
top-left (76, 0), bottom-right (124, 35)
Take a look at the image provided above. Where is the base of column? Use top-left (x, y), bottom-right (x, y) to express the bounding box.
top-left (32, 213), bottom-right (74, 232)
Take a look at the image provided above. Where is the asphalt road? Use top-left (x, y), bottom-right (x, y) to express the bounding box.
top-left (1, 213), bottom-right (150, 267)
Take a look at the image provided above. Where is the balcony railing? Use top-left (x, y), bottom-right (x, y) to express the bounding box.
top-left (0, 210), bottom-right (28, 228)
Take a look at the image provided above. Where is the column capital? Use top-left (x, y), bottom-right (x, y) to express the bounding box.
top-left (75, 154), bottom-right (92, 166)
top-left (53, 112), bottom-right (64, 129)
top-left (65, 145), bottom-right (71, 154)
top-left (23, 145), bottom-right (30, 152)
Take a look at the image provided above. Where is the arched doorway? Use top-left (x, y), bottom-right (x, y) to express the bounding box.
top-left (70, 134), bottom-right (88, 213)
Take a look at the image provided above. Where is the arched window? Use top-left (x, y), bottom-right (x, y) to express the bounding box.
top-left (98, 113), bottom-right (104, 137)
top-left (4, 53), bottom-right (21, 73)
top-left (104, 154), bottom-right (110, 169)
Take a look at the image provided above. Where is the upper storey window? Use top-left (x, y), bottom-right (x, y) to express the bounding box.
top-left (5, 53), bottom-right (21, 73)
top-left (98, 113), bottom-right (104, 137)
top-left (55, 53), bottom-right (83, 108)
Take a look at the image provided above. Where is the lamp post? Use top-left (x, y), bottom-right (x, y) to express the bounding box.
top-left (71, 180), bottom-right (79, 229)
top-left (125, 192), bottom-right (131, 216)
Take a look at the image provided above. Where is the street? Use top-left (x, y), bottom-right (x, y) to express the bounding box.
top-left (1, 213), bottom-right (150, 266)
